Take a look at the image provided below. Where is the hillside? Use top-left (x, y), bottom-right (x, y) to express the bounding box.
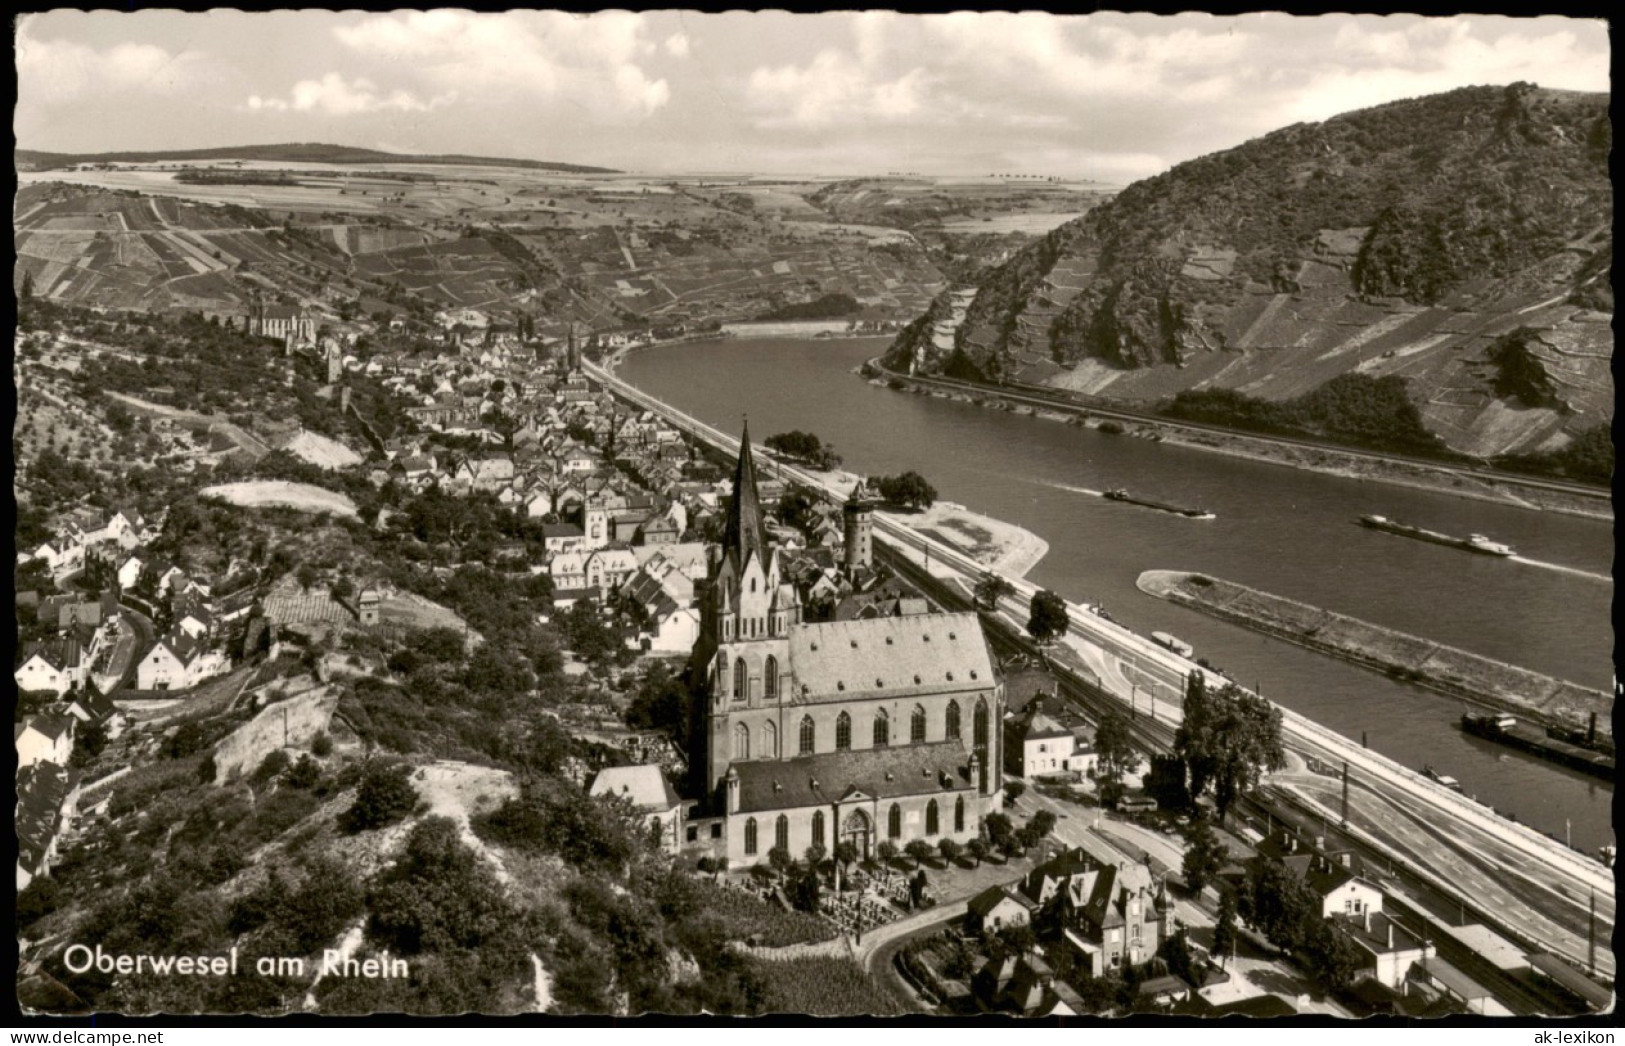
top-left (16, 143), bottom-right (619, 174)
top-left (886, 84), bottom-right (1612, 461)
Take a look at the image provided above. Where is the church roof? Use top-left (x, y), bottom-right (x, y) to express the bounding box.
top-left (731, 740), bottom-right (974, 814)
top-left (721, 423), bottom-right (769, 568)
top-left (788, 612), bottom-right (994, 702)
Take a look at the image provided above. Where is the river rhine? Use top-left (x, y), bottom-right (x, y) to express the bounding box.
top-left (621, 336), bottom-right (1615, 852)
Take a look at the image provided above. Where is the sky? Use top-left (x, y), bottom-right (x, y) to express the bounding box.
top-left (14, 11), bottom-right (1611, 183)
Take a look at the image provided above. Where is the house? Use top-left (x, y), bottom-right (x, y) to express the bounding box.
top-left (966, 884), bottom-right (1038, 935)
top-left (174, 601), bottom-right (216, 641)
top-left (1336, 910), bottom-right (1435, 990)
top-left (543, 523), bottom-right (587, 554)
top-left (1020, 847), bottom-right (1167, 974)
top-left (117, 552), bottom-right (148, 591)
top-left (1135, 973), bottom-right (1194, 1008)
top-left (17, 763), bottom-right (82, 892)
top-left (66, 688), bottom-right (125, 736)
top-left (14, 639), bottom-right (86, 697)
top-left (635, 514), bottom-right (680, 546)
top-left (16, 716), bottom-right (76, 770)
top-left (549, 551), bottom-right (589, 591)
top-left (1303, 854), bottom-right (1384, 919)
top-left (1005, 696), bottom-right (1095, 778)
top-left (136, 630), bottom-right (228, 691)
top-left (583, 547), bottom-right (639, 596)
top-left (588, 764), bottom-right (683, 853)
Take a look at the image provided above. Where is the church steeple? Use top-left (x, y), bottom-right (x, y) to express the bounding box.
top-left (722, 421), bottom-right (769, 567)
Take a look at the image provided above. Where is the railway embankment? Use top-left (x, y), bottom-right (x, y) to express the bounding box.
top-left (1136, 569), bottom-right (1610, 736)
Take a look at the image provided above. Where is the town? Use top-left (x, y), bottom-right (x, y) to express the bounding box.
top-left (13, 8), bottom-right (1613, 1027)
top-left (15, 283), bottom-right (1610, 1018)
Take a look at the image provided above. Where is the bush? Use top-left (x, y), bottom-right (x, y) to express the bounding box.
top-left (311, 731), bottom-right (334, 757)
top-left (339, 761), bottom-right (420, 833)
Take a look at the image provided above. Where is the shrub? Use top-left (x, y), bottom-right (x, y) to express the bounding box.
top-left (339, 761), bottom-right (420, 833)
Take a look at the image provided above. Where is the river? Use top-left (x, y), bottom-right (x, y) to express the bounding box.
top-left (619, 336), bottom-right (1616, 852)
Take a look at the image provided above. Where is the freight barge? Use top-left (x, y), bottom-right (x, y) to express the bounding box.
top-left (1460, 712), bottom-right (1615, 781)
top-left (1105, 489), bottom-right (1215, 520)
top-left (1359, 515), bottom-right (1515, 556)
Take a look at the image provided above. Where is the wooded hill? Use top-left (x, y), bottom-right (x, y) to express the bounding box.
top-left (887, 84), bottom-right (1612, 462)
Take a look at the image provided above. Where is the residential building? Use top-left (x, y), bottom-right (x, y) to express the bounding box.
top-left (589, 764), bottom-right (684, 854)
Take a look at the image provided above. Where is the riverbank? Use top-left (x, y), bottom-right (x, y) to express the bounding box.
top-left (1136, 569), bottom-right (1610, 735)
top-left (867, 369), bottom-right (1611, 522)
top-left (795, 469), bottom-right (1047, 578)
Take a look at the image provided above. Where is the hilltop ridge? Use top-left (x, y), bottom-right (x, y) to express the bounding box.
top-left (886, 84), bottom-right (1612, 462)
top-left (16, 142), bottom-right (620, 175)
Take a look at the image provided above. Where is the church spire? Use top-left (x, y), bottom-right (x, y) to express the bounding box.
top-left (723, 420), bottom-right (769, 566)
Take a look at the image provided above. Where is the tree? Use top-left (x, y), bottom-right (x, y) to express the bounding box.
top-left (71, 719), bottom-right (110, 765)
top-left (1026, 589), bottom-right (1069, 643)
top-left (340, 760), bottom-right (421, 833)
top-left (1180, 818), bottom-right (1225, 894)
top-left (296, 563), bottom-right (319, 592)
top-left (767, 846), bottom-right (793, 880)
top-left (904, 839), bottom-right (935, 868)
top-left (1215, 896), bottom-right (1235, 968)
top-left (1174, 675), bottom-right (1286, 823)
top-left (974, 571), bottom-right (1014, 611)
top-left (803, 843), bottom-right (827, 872)
top-left (1003, 779), bottom-right (1027, 804)
top-left (984, 812), bottom-right (1014, 851)
top-left (833, 840), bottom-right (859, 875)
top-left (1243, 859), bottom-right (1314, 948)
top-left (1158, 928), bottom-right (1201, 989)
top-left (1093, 710), bottom-right (1140, 806)
top-left (875, 471), bottom-right (937, 510)
top-left (284, 753), bottom-right (322, 789)
top-left (1028, 809), bottom-right (1057, 839)
top-left (1302, 918), bottom-right (1365, 992)
top-left (937, 838), bottom-right (963, 865)
top-left (789, 868), bottom-right (821, 914)
top-left (876, 839), bottom-right (899, 867)
top-left (966, 837), bottom-right (990, 868)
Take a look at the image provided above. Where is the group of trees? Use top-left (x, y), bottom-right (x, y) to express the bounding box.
top-left (1238, 859), bottom-right (1366, 991)
top-left (874, 471), bottom-right (937, 511)
top-left (1162, 373), bottom-right (1447, 458)
top-left (1025, 589), bottom-right (1069, 642)
top-left (1172, 672), bottom-right (1286, 823)
top-left (764, 431), bottom-right (842, 471)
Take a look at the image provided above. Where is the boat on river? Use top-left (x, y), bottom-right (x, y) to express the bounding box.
top-left (1104, 488), bottom-right (1215, 519)
top-left (1151, 631), bottom-right (1195, 658)
top-left (1359, 514), bottom-right (1516, 556)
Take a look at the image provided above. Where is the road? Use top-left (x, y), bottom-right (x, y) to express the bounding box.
top-left (585, 359), bottom-right (1615, 986)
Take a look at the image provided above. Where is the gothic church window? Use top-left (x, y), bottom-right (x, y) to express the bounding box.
top-left (812, 810), bottom-right (825, 849)
top-left (734, 658), bottom-right (747, 702)
top-left (733, 722), bottom-right (750, 760)
top-left (836, 711), bottom-right (851, 750)
top-left (775, 814), bottom-right (789, 853)
top-left (911, 705), bottom-right (927, 744)
top-left (955, 796), bottom-right (965, 833)
top-left (946, 700), bottom-right (961, 740)
top-left (888, 803), bottom-right (901, 839)
top-left (762, 720), bottom-right (777, 759)
top-left (799, 715), bottom-right (815, 754)
top-left (764, 656), bottom-right (778, 699)
top-left (873, 710), bottom-right (889, 747)
top-left (744, 818), bottom-right (758, 855)
top-left (926, 799), bottom-right (939, 836)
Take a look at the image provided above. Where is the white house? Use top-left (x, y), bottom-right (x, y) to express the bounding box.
top-left (584, 547), bottom-right (638, 596)
top-left (15, 716), bottom-right (76, 770)
top-left (14, 639), bottom-right (86, 697)
top-left (588, 764), bottom-right (683, 853)
top-left (1007, 699), bottom-right (1096, 779)
top-left (136, 631), bottom-right (230, 691)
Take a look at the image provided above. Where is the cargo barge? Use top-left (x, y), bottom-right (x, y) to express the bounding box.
top-left (1359, 515), bottom-right (1516, 556)
top-left (1460, 712), bottom-right (1615, 781)
top-left (1105, 489), bottom-right (1215, 520)
top-left (1151, 631), bottom-right (1195, 659)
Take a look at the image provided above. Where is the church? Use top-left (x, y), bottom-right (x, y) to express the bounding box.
top-left (686, 425), bottom-right (1005, 868)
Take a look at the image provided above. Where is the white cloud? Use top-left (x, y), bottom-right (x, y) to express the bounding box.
top-left (245, 73), bottom-right (453, 116)
top-left (17, 29), bottom-right (208, 105)
top-left (665, 32), bottom-right (690, 58)
top-left (332, 11), bottom-right (671, 118)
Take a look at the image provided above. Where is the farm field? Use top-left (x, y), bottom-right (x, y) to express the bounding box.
top-left (16, 162), bottom-right (1113, 334)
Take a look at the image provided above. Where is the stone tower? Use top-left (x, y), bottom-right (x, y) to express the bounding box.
top-left (842, 476), bottom-right (876, 576)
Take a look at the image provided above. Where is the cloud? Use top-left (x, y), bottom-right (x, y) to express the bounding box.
top-left (665, 32), bottom-right (690, 58)
top-left (16, 29), bottom-right (209, 105)
top-left (331, 11), bottom-right (671, 118)
top-left (246, 73), bottom-right (453, 115)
